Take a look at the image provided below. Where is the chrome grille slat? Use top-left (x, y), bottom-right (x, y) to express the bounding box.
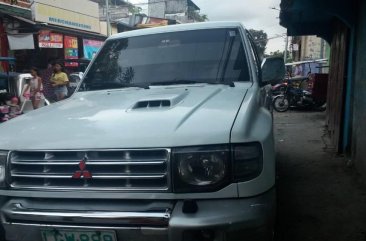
top-left (9, 149), bottom-right (170, 191)
top-left (11, 174), bottom-right (167, 179)
top-left (11, 161), bottom-right (166, 165)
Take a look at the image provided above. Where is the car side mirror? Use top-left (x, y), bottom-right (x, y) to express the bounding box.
top-left (261, 57), bottom-right (285, 86)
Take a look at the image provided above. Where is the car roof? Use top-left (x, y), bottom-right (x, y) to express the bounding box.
top-left (109, 21), bottom-right (245, 40)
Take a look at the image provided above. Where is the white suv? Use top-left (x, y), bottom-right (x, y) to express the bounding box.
top-left (0, 22), bottom-right (284, 241)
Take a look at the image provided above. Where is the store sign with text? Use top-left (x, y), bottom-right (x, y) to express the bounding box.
top-left (64, 36), bottom-right (79, 67)
top-left (32, 0), bottom-right (100, 33)
top-left (38, 31), bottom-right (63, 48)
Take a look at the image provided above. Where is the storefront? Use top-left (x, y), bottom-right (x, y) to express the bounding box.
top-left (0, 0), bottom-right (107, 72)
top-left (30, 0), bottom-right (106, 71)
top-left (33, 27), bottom-right (105, 71)
top-left (0, 0), bottom-right (32, 72)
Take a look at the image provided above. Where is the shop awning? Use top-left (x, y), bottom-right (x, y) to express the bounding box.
top-left (8, 14), bottom-right (36, 25)
top-left (279, 0), bottom-right (355, 42)
top-left (0, 3), bottom-right (31, 19)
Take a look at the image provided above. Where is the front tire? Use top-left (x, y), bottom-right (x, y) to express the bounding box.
top-left (273, 96), bottom-right (289, 112)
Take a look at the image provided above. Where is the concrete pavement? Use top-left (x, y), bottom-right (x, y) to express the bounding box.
top-left (274, 111), bottom-right (366, 241)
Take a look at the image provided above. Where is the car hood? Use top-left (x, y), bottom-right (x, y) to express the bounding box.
top-left (0, 84), bottom-right (251, 150)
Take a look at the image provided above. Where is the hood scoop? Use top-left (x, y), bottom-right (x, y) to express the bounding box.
top-left (134, 100), bottom-right (171, 109)
top-left (130, 91), bottom-right (188, 111)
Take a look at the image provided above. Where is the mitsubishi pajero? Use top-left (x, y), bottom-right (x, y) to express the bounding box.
top-left (0, 22), bottom-right (285, 241)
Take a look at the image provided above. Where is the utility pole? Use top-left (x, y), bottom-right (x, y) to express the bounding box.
top-left (270, 6), bottom-right (288, 62)
top-left (106, 0), bottom-right (111, 36)
top-left (284, 35), bottom-right (289, 63)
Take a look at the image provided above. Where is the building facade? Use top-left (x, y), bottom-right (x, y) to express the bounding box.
top-left (0, 0), bottom-right (107, 72)
top-left (280, 0), bottom-right (366, 181)
top-left (291, 35), bottom-right (330, 61)
top-left (148, 0), bottom-right (200, 23)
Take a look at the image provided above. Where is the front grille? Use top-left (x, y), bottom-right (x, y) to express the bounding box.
top-left (9, 149), bottom-right (170, 191)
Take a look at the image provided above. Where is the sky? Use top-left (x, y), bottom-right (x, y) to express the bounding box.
top-left (129, 0), bottom-right (287, 54)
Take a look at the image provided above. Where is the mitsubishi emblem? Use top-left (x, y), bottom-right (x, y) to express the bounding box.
top-left (72, 155), bottom-right (92, 179)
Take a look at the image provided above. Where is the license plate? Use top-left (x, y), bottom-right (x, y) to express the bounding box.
top-left (41, 229), bottom-right (117, 241)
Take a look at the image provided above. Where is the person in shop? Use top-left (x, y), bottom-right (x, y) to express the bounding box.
top-left (51, 63), bottom-right (69, 101)
top-left (41, 60), bottom-right (55, 102)
top-left (29, 67), bottom-right (44, 109)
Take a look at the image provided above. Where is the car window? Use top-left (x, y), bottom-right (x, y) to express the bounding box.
top-left (81, 28), bottom-right (250, 91)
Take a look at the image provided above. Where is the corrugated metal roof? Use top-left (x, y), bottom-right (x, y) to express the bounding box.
top-left (0, 2), bottom-right (31, 19)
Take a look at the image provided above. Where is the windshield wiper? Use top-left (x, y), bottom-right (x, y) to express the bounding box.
top-left (85, 82), bottom-right (150, 90)
top-left (150, 79), bottom-right (235, 87)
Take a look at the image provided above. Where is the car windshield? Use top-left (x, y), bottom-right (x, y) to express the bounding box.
top-left (81, 28), bottom-right (250, 91)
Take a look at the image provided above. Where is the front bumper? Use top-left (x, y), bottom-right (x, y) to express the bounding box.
top-left (1, 189), bottom-right (275, 241)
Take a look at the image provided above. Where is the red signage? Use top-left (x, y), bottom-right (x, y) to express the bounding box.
top-left (39, 31), bottom-right (63, 48)
top-left (64, 36), bottom-right (78, 67)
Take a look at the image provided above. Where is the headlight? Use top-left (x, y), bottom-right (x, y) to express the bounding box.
top-left (0, 151), bottom-right (8, 187)
top-left (232, 143), bottom-right (263, 181)
top-left (173, 145), bottom-right (231, 193)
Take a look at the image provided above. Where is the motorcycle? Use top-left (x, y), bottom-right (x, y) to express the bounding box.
top-left (272, 77), bottom-right (326, 112)
top-left (271, 82), bottom-right (288, 96)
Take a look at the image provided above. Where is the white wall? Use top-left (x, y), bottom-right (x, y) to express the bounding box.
top-left (100, 21), bottom-right (118, 36)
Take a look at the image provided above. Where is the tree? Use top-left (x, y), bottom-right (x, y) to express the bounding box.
top-left (265, 50), bottom-right (293, 63)
top-left (190, 11), bottom-right (209, 22)
top-left (266, 50), bottom-right (284, 58)
top-left (128, 5), bottom-right (142, 14)
top-left (248, 29), bottom-right (268, 59)
top-left (196, 14), bottom-right (209, 22)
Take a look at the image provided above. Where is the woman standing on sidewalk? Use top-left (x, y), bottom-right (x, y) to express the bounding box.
top-left (29, 67), bottom-right (43, 109)
top-left (51, 63), bottom-right (69, 101)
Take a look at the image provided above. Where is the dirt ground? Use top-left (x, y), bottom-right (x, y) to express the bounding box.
top-left (274, 111), bottom-right (366, 241)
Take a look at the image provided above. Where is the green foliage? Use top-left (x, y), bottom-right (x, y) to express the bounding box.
top-left (128, 5), bottom-right (142, 14)
top-left (189, 11), bottom-right (209, 22)
top-left (265, 50), bottom-right (292, 63)
top-left (266, 50), bottom-right (284, 58)
top-left (196, 14), bottom-right (209, 22)
top-left (248, 29), bottom-right (268, 59)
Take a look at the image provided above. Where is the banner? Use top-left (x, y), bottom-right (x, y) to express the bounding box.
top-left (64, 36), bottom-right (78, 67)
top-left (7, 34), bottom-right (35, 50)
top-left (83, 39), bottom-right (103, 60)
top-left (39, 31), bottom-right (63, 48)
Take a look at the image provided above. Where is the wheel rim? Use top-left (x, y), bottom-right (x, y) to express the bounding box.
top-left (274, 97), bottom-right (289, 111)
